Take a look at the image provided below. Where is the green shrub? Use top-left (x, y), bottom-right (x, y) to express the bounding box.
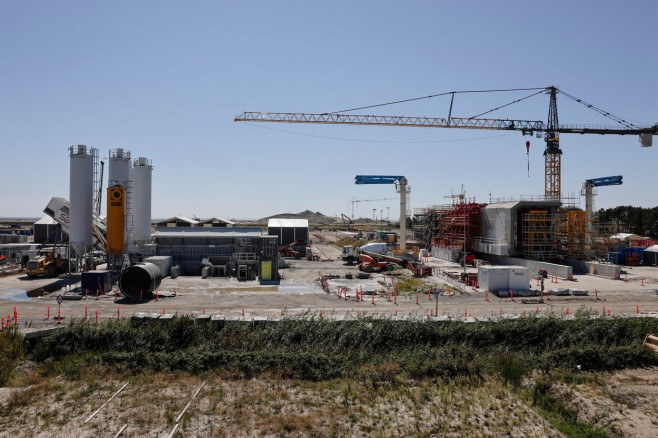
top-left (0, 326), bottom-right (24, 386)
top-left (27, 315), bottom-right (658, 380)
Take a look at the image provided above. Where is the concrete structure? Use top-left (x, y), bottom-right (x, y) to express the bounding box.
top-left (561, 258), bottom-right (621, 277)
top-left (475, 200), bottom-right (561, 257)
top-left (267, 218), bottom-right (309, 246)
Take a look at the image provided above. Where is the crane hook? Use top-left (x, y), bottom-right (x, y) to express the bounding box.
top-left (526, 141), bottom-right (530, 177)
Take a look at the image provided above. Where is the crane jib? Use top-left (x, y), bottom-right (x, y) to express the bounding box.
top-left (235, 112), bottom-right (657, 137)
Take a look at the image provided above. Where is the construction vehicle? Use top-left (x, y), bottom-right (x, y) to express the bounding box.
top-left (24, 248), bottom-right (66, 278)
top-left (341, 242), bottom-right (389, 264)
top-left (279, 240), bottom-right (306, 258)
top-left (360, 250), bottom-right (432, 277)
top-left (340, 213), bottom-right (352, 231)
top-left (358, 253), bottom-right (398, 272)
top-left (458, 253), bottom-right (476, 268)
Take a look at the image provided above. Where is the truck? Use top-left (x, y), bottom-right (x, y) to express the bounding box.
top-left (24, 248), bottom-right (66, 278)
top-left (341, 242), bottom-right (389, 264)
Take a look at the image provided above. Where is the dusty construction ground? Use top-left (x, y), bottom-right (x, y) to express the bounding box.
top-left (0, 234), bottom-right (657, 331)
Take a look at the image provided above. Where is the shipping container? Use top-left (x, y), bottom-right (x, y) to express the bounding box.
top-left (508, 266), bottom-right (530, 291)
top-left (477, 266), bottom-right (510, 291)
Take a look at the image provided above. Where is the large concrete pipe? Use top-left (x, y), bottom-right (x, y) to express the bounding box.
top-left (118, 262), bottom-right (162, 299)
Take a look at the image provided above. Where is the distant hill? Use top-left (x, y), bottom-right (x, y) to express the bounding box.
top-left (260, 210), bottom-right (338, 224)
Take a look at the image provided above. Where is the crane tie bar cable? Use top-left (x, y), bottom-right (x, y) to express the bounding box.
top-left (557, 89), bottom-right (639, 129)
top-left (468, 90), bottom-right (546, 119)
top-left (327, 87), bottom-right (546, 115)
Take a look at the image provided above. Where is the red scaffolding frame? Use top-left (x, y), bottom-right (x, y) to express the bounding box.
top-left (431, 202), bottom-right (485, 252)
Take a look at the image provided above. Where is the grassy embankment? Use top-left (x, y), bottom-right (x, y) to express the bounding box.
top-left (1, 314), bottom-right (657, 436)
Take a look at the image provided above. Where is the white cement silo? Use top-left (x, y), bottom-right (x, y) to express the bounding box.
top-left (131, 157), bottom-right (152, 246)
top-left (69, 145), bottom-right (94, 254)
top-left (108, 148), bottom-right (131, 187)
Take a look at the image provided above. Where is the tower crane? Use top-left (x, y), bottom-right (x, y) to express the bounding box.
top-left (235, 86), bottom-right (656, 201)
top-left (350, 196), bottom-right (397, 220)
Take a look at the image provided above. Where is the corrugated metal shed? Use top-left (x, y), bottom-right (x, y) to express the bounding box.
top-left (197, 216), bottom-right (235, 227)
top-left (267, 219), bottom-right (309, 246)
top-left (155, 216), bottom-right (199, 227)
top-left (267, 218), bottom-right (309, 228)
top-left (153, 228), bottom-right (261, 238)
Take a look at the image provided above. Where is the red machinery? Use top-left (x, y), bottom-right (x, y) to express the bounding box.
top-left (359, 251), bottom-right (431, 277)
top-left (279, 240), bottom-right (306, 258)
top-left (358, 253), bottom-right (397, 272)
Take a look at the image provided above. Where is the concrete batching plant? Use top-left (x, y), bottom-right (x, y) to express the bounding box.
top-left (131, 157), bottom-right (153, 248)
top-left (69, 145), bottom-right (95, 259)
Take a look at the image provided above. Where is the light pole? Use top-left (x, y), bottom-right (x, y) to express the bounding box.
top-left (372, 208), bottom-right (376, 226)
top-left (387, 207), bottom-right (390, 225)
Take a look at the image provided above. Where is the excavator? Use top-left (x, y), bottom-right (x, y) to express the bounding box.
top-left (340, 213), bottom-right (352, 231)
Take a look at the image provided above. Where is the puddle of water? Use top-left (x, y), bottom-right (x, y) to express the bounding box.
top-left (0, 288), bottom-right (30, 301)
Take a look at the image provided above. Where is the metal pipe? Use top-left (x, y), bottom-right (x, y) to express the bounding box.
top-left (118, 262), bottom-right (162, 299)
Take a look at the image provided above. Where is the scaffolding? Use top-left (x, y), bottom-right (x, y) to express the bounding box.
top-left (431, 202), bottom-right (484, 252)
top-left (522, 209), bottom-right (609, 261)
top-left (555, 210), bottom-right (587, 259)
top-left (412, 207), bottom-right (433, 248)
top-left (521, 210), bottom-right (558, 260)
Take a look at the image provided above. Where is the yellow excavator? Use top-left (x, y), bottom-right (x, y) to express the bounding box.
top-left (24, 248), bottom-right (66, 278)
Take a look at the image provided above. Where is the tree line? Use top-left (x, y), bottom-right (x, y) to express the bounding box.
top-left (597, 206), bottom-right (658, 238)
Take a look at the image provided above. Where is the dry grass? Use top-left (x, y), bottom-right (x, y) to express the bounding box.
top-left (0, 366), bottom-right (571, 437)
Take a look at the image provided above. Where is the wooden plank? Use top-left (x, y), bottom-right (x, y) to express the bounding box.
top-left (84, 382), bottom-right (129, 424)
top-left (175, 381), bottom-right (205, 424)
top-left (113, 424), bottom-right (128, 437)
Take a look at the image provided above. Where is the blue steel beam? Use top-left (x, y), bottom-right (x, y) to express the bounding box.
top-left (355, 175), bottom-right (405, 185)
top-left (585, 175), bottom-right (623, 187)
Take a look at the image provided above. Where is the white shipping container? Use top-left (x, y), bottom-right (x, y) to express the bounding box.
top-left (508, 266), bottom-right (530, 291)
top-left (477, 266), bottom-right (510, 291)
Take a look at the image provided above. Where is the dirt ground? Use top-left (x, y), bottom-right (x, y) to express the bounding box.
top-left (0, 235), bottom-right (657, 333)
top-left (1, 366), bottom-right (657, 437)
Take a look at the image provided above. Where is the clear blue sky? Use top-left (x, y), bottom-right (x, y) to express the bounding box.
top-left (1, 0), bottom-right (656, 220)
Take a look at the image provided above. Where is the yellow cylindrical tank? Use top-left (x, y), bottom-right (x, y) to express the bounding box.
top-left (106, 187), bottom-right (125, 258)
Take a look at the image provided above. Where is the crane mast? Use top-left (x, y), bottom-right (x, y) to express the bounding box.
top-left (545, 86), bottom-right (561, 200)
